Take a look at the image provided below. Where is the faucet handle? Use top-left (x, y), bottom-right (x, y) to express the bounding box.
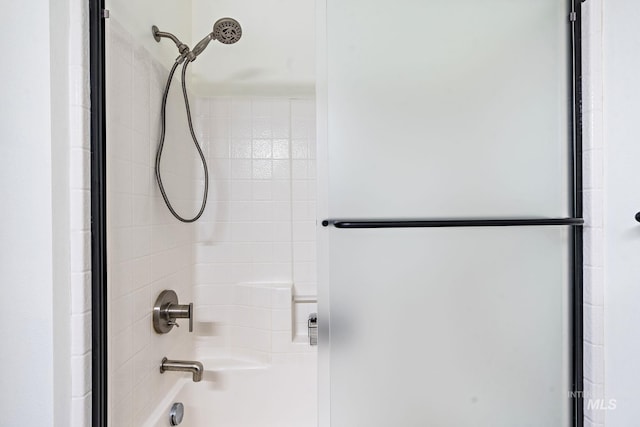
top-left (153, 290), bottom-right (194, 334)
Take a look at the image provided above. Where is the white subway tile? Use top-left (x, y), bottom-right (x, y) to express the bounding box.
top-left (70, 189), bottom-right (90, 232)
top-left (231, 118), bottom-right (252, 137)
top-left (112, 293), bottom-right (134, 335)
top-left (293, 261), bottom-right (317, 284)
top-left (291, 99), bottom-right (315, 119)
top-left (230, 179), bottom-right (252, 199)
top-left (584, 267), bottom-right (604, 307)
top-left (210, 98), bottom-right (230, 117)
top-left (583, 342), bottom-right (604, 385)
top-left (252, 99), bottom-right (274, 118)
top-left (132, 316), bottom-right (151, 355)
top-left (252, 118), bottom-right (272, 138)
top-left (253, 139), bottom-right (272, 159)
top-left (584, 228), bottom-right (604, 268)
top-left (272, 119), bottom-right (290, 139)
top-left (71, 312), bottom-right (91, 356)
top-left (292, 140), bottom-right (309, 159)
top-left (292, 160), bottom-right (309, 179)
top-left (252, 160), bottom-right (273, 180)
top-left (584, 305), bottom-right (604, 346)
top-left (272, 159), bottom-right (291, 179)
top-left (71, 352), bottom-right (92, 398)
top-left (69, 106), bottom-right (91, 150)
top-left (70, 231), bottom-right (91, 273)
top-left (272, 180), bottom-right (291, 201)
top-left (195, 284), bottom-right (234, 305)
top-left (233, 284), bottom-right (252, 306)
top-left (71, 271), bottom-right (91, 314)
top-left (71, 394), bottom-right (91, 427)
top-left (70, 148), bottom-right (90, 190)
top-left (272, 286), bottom-right (292, 309)
top-left (232, 139), bottom-right (252, 159)
top-left (583, 149), bottom-right (603, 190)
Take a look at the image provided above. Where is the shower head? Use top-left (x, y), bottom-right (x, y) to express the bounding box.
top-left (188, 18), bottom-right (242, 61)
top-left (212, 18), bottom-right (242, 45)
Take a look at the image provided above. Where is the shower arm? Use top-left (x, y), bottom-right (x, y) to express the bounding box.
top-left (152, 25), bottom-right (190, 56)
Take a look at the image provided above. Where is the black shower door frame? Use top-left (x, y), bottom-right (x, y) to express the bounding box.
top-left (89, 0), bottom-right (584, 425)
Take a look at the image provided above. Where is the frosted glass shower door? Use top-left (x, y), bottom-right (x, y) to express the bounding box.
top-left (327, 228), bottom-right (572, 426)
top-left (325, 0), bottom-right (572, 219)
top-left (319, 0), bottom-right (579, 425)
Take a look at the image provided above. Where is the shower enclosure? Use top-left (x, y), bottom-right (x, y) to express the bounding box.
top-left (90, 0), bottom-right (583, 426)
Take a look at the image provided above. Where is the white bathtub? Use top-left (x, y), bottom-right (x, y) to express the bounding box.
top-left (145, 356), bottom-right (317, 427)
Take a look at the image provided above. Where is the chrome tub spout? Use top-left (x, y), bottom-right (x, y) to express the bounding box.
top-left (160, 357), bottom-right (204, 382)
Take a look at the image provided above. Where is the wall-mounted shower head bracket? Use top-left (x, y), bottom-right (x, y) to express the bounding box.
top-left (152, 25), bottom-right (161, 43)
top-left (152, 25), bottom-right (190, 56)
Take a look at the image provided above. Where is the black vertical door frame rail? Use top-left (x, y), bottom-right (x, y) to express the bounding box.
top-left (89, 0), bottom-right (107, 426)
top-left (570, 1), bottom-right (584, 426)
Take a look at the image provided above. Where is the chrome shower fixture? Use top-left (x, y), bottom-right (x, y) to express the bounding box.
top-left (188, 18), bottom-right (243, 61)
top-left (152, 17), bottom-right (242, 62)
top-left (213, 17), bottom-right (243, 45)
top-left (152, 25), bottom-right (189, 57)
top-left (151, 18), bottom-right (242, 223)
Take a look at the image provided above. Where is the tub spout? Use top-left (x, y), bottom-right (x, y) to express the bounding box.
top-left (160, 357), bottom-right (204, 382)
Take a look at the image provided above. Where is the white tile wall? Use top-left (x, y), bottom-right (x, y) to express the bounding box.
top-left (106, 19), bottom-right (198, 427)
top-left (195, 282), bottom-right (316, 364)
top-left (582, 1), bottom-right (605, 426)
top-left (192, 96), bottom-right (318, 364)
top-left (68, 0), bottom-right (92, 425)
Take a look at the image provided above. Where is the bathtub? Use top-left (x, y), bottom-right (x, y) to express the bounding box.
top-left (144, 355), bottom-right (317, 427)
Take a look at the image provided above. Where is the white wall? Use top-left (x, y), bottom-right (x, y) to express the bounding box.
top-left (0, 1), bottom-right (72, 426)
top-left (603, 1), bottom-right (640, 425)
top-left (191, 0), bottom-right (315, 96)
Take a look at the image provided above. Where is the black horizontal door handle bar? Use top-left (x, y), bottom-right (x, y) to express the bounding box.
top-left (322, 218), bottom-right (584, 229)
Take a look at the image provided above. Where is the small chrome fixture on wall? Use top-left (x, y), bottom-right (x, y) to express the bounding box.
top-left (153, 290), bottom-right (194, 333)
top-left (161, 357), bottom-right (204, 383)
top-left (308, 313), bottom-right (318, 346)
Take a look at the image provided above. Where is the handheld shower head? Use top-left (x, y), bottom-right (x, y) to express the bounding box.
top-left (212, 17), bottom-right (242, 45)
top-left (187, 17), bottom-right (242, 61)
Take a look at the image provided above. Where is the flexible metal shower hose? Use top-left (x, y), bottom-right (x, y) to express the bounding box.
top-left (155, 58), bottom-right (208, 223)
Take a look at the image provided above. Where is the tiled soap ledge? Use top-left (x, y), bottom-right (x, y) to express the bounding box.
top-left (194, 282), bottom-right (317, 367)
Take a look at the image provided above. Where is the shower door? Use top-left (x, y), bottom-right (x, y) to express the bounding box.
top-left (318, 0), bottom-right (583, 425)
